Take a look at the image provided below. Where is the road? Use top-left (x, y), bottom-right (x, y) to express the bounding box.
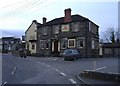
top-left (1, 54), bottom-right (119, 85)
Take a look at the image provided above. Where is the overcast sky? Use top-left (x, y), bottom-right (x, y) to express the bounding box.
top-left (0, 0), bottom-right (119, 39)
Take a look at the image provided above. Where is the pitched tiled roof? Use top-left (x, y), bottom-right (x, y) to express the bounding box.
top-left (43, 14), bottom-right (88, 26)
top-left (2, 37), bottom-right (14, 41)
top-left (25, 20), bottom-right (42, 33)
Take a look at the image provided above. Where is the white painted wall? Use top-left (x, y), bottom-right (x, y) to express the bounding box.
top-left (25, 22), bottom-right (37, 54)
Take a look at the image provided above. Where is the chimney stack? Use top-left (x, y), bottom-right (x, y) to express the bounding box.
top-left (43, 17), bottom-right (47, 24)
top-left (64, 8), bottom-right (72, 22)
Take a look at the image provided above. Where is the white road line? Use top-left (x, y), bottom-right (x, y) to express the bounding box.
top-left (69, 79), bottom-right (77, 84)
top-left (60, 72), bottom-right (67, 77)
top-left (42, 63), bottom-right (45, 65)
top-left (55, 69), bottom-right (60, 72)
top-left (46, 65), bottom-right (50, 67)
top-left (1, 82), bottom-right (7, 86)
top-left (53, 58), bottom-right (58, 60)
top-left (11, 66), bottom-right (17, 75)
top-left (77, 76), bottom-right (90, 84)
top-left (94, 66), bottom-right (106, 71)
top-left (52, 67), bottom-right (56, 70)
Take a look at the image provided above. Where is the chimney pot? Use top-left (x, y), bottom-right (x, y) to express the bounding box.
top-left (43, 17), bottom-right (47, 24)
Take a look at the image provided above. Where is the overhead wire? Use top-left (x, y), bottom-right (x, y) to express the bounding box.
top-left (2, 0), bottom-right (39, 17)
top-left (11, 0), bottom-right (47, 17)
top-left (2, 0), bottom-right (47, 18)
top-left (0, 0), bottom-right (30, 9)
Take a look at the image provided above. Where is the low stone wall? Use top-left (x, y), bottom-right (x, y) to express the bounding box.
top-left (80, 70), bottom-right (120, 83)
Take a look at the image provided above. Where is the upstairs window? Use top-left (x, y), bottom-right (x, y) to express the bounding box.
top-left (89, 22), bottom-right (91, 31)
top-left (43, 27), bottom-right (48, 35)
top-left (53, 25), bottom-right (59, 34)
top-left (72, 22), bottom-right (79, 32)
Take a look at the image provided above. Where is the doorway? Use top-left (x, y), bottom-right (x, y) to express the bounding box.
top-left (52, 39), bottom-right (59, 56)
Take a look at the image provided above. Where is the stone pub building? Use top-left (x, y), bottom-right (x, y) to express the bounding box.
top-left (37, 8), bottom-right (99, 57)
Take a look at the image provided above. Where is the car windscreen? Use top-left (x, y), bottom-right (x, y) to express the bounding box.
top-left (64, 50), bottom-right (72, 54)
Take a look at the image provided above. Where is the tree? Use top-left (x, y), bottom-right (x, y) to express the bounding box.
top-left (102, 27), bottom-right (120, 43)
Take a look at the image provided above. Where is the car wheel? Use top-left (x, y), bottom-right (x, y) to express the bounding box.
top-left (64, 58), bottom-right (67, 61)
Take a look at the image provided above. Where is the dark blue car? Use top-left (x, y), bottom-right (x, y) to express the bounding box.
top-left (63, 49), bottom-right (81, 61)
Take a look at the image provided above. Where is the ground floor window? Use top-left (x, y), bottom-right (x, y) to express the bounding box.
top-left (61, 38), bottom-right (67, 49)
top-left (77, 37), bottom-right (85, 48)
top-left (92, 39), bottom-right (95, 49)
top-left (40, 40), bottom-right (49, 49)
top-left (105, 48), bottom-right (112, 54)
top-left (32, 44), bottom-right (35, 50)
top-left (68, 39), bottom-right (75, 48)
top-left (46, 42), bottom-right (49, 49)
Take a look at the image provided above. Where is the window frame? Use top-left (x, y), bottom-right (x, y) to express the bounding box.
top-left (68, 39), bottom-right (75, 48)
top-left (42, 27), bottom-right (48, 35)
top-left (32, 44), bottom-right (35, 50)
top-left (54, 25), bottom-right (59, 34)
top-left (91, 39), bottom-right (95, 49)
top-left (71, 22), bottom-right (79, 32)
top-left (61, 38), bottom-right (67, 49)
top-left (46, 41), bottom-right (49, 49)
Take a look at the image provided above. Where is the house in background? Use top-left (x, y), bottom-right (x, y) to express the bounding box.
top-left (0, 38), bottom-right (2, 53)
top-left (25, 20), bottom-right (41, 55)
top-left (102, 43), bottom-right (120, 57)
top-left (37, 8), bottom-right (99, 57)
top-left (0, 37), bottom-right (22, 53)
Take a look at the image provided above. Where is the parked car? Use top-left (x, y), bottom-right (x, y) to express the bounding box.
top-left (63, 49), bottom-right (81, 61)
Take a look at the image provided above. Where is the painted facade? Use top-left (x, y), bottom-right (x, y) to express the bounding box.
top-left (25, 20), bottom-right (41, 54)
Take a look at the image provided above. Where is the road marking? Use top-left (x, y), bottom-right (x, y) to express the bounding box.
top-left (77, 75), bottom-right (90, 84)
top-left (46, 64), bottom-right (50, 67)
top-left (52, 67), bottom-right (60, 72)
top-left (52, 67), bottom-right (56, 70)
top-left (42, 63), bottom-right (45, 65)
top-left (60, 72), bottom-right (67, 77)
top-left (69, 79), bottom-right (77, 84)
top-left (11, 66), bottom-right (17, 75)
top-left (55, 69), bottom-right (60, 72)
top-left (1, 82), bottom-right (7, 86)
top-left (53, 58), bottom-right (58, 60)
top-left (94, 66), bottom-right (106, 71)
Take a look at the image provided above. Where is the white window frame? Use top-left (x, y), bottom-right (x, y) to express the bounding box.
top-left (89, 22), bottom-right (91, 31)
top-left (68, 39), bottom-right (75, 48)
top-left (91, 39), bottom-right (95, 49)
